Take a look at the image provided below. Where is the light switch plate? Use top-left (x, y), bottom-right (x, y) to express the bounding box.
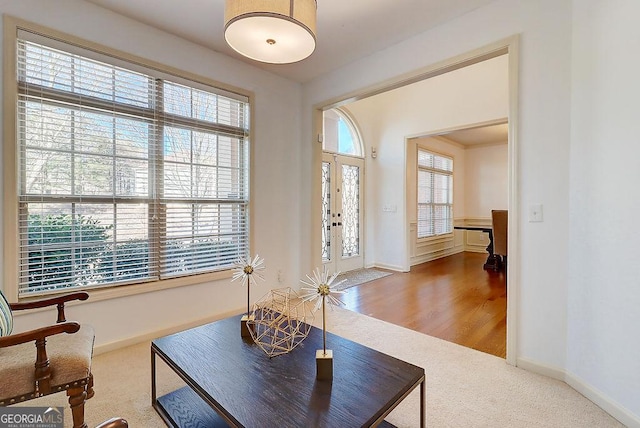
top-left (529, 204), bottom-right (543, 222)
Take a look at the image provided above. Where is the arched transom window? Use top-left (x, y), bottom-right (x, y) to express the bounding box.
top-left (322, 108), bottom-right (363, 157)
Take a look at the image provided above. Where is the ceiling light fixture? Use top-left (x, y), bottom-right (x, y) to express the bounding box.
top-left (224, 0), bottom-right (317, 64)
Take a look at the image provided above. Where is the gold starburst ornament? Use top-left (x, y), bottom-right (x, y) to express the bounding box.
top-left (232, 254), bottom-right (265, 337)
top-left (301, 267), bottom-right (345, 380)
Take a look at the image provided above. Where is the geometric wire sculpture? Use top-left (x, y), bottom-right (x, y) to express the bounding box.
top-left (247, 288), bottom-right (314, 358)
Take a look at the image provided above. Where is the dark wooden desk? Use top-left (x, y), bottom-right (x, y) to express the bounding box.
top-left (152, 315), bottom-right (425, 427)
top-left (454, 225), bottom-right (501, 270)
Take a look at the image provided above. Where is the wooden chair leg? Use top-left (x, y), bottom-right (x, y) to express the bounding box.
top-left (87, 373), bottom-right (95, 399)
top-left (67, 386), bottom-right (88, 428)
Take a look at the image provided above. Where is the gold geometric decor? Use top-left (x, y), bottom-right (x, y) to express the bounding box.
top-left (247, 287), bottom-right (314, 358)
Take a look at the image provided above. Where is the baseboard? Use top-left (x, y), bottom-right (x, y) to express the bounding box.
top-left (93, 307), bottom-right (244, 356)
top-left (367, 262), bottom-right (406, 272)
top-left (516, 357), bottom-right (566, 381)
top-left (463, 247), bottom-right (487, 254)
top-left (517, 357), bottom-right (638, 427)
top-left (565, 370), bottom-right (640, 427)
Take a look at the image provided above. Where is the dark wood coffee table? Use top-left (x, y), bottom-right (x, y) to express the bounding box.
top-left (151, 315), bottom-right (425, 427)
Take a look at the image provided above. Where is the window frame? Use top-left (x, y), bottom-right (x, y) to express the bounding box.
top-left (2, 16), bottom-right (255, 302)
top-left (416, 147), bottom-right (454, 240)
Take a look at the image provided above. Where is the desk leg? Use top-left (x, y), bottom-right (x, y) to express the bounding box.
top-left (483, 230), bottom-right (501, 271)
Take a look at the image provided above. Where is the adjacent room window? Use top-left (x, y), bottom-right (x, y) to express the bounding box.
top-left (13, 30), bottom-right (250, 297)
top-left (417, 149), bottom-right (453, 238)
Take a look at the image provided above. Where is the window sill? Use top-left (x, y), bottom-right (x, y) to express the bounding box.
top-left (416, 233), bottom-right (454, 245)
top-left (15, 269), bottom-right (233, 309)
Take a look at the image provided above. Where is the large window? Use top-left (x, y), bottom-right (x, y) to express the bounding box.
top-left (417, 149), bottom-right (453, 238)
top-left (13, 29), bottom-right (250, 297)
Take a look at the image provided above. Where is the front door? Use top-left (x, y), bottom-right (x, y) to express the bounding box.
top-left (322, 153), bottom-right (364, 273)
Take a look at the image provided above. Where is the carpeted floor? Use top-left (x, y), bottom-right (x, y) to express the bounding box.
top-left (21, 307), bottom-right (622, 427)
top-left (334, 268), bottom-right (392, 290)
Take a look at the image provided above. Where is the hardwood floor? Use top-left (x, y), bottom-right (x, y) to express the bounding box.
top-left (340, 252), bottom-right (507, 358)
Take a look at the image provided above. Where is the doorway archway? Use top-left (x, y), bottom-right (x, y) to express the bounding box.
top-left (311, 37), bottom-right (520, 365)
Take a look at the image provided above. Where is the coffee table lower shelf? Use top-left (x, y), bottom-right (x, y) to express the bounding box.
top-left (155, 386), bottom-right (397, 428)
top-left (155, 386), bottom-right (227, 428)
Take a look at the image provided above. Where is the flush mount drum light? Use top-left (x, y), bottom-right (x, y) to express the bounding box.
top-left (224, 0), bottom-right (317, 64)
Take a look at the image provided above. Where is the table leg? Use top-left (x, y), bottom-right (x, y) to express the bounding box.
top-left (483, 230), bottom-right (501, 271)
top-left (151, 348), bottom-right (157, 405)
top-left (420, 378), bottom-right (425, 428)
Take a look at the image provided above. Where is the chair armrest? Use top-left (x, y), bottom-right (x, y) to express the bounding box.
top-left (10, 292), bottom-right (89, 311)
top-left (0, 321), bottom-right (80, 348)
top-left (10, 292), bottom-right (89, 323)
top-left (0, 321), bottom-right (81, 395)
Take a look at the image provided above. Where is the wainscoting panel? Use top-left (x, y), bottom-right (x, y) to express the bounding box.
top-left (410, 222), bottom-right (464, 266)
top-left (465, 230), bottom-right (490, 253)
top-left (409, 219), bottom-right (494, 266)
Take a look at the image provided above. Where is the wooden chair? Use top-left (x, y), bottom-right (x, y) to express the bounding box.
top-left (0, 291), bottom-right (95, 428)
top-left (491, 210), bottom-right (508, 271)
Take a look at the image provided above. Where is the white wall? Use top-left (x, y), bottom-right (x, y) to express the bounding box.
top-left (0, 0), bottom-right (303, 349)
top-left (568, 0), bottom-right (640, 422)
top-left (463, 142), bottom-right (508, 255)
top-left (464, 143), bottom-right (509, 218)
top-left (344, 56), bottom-right (508, 270)
top-left (302, 0), bottom-right (572, 389)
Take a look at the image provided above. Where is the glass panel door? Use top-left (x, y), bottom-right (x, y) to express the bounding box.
top-left (322, 153), bottom-right (364, 273)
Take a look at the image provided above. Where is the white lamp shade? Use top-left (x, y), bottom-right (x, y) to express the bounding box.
top-left (225, 0), bottom-right (317, 64)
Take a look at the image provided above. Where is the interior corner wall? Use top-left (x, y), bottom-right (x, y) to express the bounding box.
top-left (464, 143), bottom-right (509, 218)
top-left (568, 0), bottom-right (640, 422)
top-left (0, 0), bottom-right (303, 348)
top-left (303, 0), bottom-right (573, 376)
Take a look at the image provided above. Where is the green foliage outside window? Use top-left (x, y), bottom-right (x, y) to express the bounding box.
top-left (27, 214), bottom-right (240, 291)
top-left (27, 214), bottom-right (150, 290)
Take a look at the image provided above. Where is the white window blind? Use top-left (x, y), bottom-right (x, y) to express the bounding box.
top-left (16, 32), bottom-right (250, 296)
top-left (417, 150), bottom-right (453, 238)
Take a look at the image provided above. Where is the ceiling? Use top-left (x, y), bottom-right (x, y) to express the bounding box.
top-left (442, 123), bottom-right (509, 147)
top-left (84, 0), bottom-right (496, 83)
